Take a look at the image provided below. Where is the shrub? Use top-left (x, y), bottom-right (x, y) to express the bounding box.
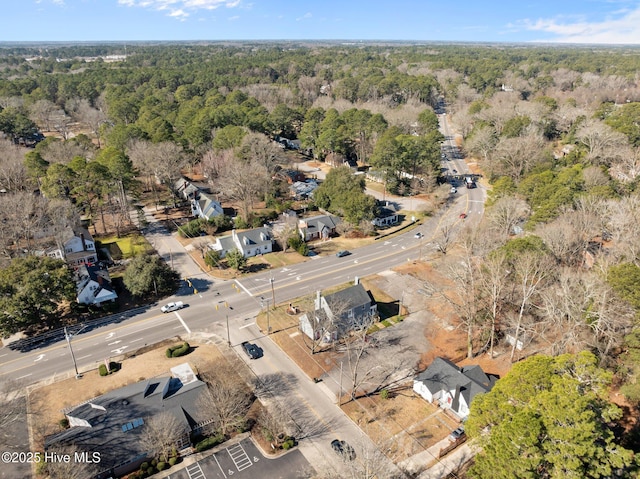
top-left (139, 462), bottom-right (149, 471)
top-left (151, 459), bottom-right (157, 467)
top-left (99, 364), bottom-right (108, 376)
top-left (195, 435), bottom-right (224, 452)
top-left (282, 436), bottom-right (296, 450)
top-left (146, 466), bottom-right (154, 476)
top-left (287, 235), bottom-right (309, 256)
top-left (156, 462), bottom-right (166, 472)
top-left (380, 389), bottom-right (389, 400)
top-left (178, 218), bottom-right (205, 238)
top-left (166, 342), bottom-right (191, 358)
top-left (59, 418), bottom-right (69, 429)
top-left (168, 457), bottom-right (177, 467)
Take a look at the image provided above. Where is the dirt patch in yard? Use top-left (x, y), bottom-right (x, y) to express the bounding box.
top-left (341, 390), bottom-right (460, 462)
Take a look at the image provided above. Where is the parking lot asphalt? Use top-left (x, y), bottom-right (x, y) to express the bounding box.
top-left (165, 438), bottom-right (313, 479)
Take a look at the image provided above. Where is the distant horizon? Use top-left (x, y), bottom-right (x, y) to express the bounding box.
top-left (4, 0), bottom-right (640, 45)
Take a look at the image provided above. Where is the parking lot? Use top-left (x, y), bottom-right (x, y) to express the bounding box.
top-left (166, 438), bottom-right (312, 479)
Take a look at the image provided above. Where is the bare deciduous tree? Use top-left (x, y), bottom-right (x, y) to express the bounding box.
top-left (509, 251), bottom-right (554, 361)
top-left (478, 250), bottom-right (509, 358)
top-left (139, 411), bottom-right (187, 462)
top-left (198, 363), bottom-right (253, 437)
top-left (343, 316), bottom-right (379, 402)
top-left (576, 118), bottom-right (628, 165)
top-left (0, 139), bottom-right (29, 192)
top-left (487, 195), bottom-right (529, 239)
top-left (433, 221), bottom-right (455, 255)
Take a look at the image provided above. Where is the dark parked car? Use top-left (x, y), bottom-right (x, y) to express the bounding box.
top-left (241, 341), bottom-right (261, 359)
top-left (336, 250), bottom-right (350, 258)
top-left (331, 439), bottom-right (356, 461)
top-left (449, 426), bottom-right (465, 442)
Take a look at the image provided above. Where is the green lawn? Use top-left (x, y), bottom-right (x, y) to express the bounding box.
top-left (96, 233), bottom-right (151, 259)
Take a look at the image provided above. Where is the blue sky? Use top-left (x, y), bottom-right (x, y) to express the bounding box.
top-left (3, 0), bottom-right (640, 43)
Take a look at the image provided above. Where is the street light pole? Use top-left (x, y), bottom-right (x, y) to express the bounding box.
top-left (64, 326), bottom-right (81, 379)
top-left (226, 313), bottom-right (230, 347)
top-left (338, 361), bottom-right (343, 407)
top-left (270, 277), bottom-right (275, 310)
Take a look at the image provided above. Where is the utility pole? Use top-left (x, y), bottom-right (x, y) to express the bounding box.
top-left (270, 277), bottom-right (275, 309)
top-left (260, 297), bottom-right (271, 334)
top-left (226, 313), bottom-right (230, 347)
top-left (64, 326), bottom-right (85, 379)
top-left (338, 361), bottom-right (343, 407)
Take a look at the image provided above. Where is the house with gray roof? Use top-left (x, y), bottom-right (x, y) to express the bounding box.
top-left (44, 364), bottom-right (211, 479)
top-left (76, 264), bottom-right (118, 306)
top-left (413, 357), bottom-right (498, 420)
top-left (300, 283), bottom-right (377, 342)
top-left (210, 227), bottom-right (273, 259)
top-left (298, 214), bottom-right (340, 241)
top-left (192, 191), bottom-right (223, 221)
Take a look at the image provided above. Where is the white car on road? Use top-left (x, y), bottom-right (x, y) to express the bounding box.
top-left (161, 301), bottom-right (184, 313)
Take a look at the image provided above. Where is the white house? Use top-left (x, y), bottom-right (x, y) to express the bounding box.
top-left (211, 227), bottom-right (273, 259)
top-left (413, 357), bottom-right (497, 421)
top-left (75, 264), bottom-right (118, 306)
top-left (191, 191), bottom-right (223, 221)
top-left (45, 227), bottom-right (98, 268)
top-left (300, 284), bottom-right (377, 342)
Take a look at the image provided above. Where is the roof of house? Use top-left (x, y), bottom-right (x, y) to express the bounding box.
top-left (175, 177), bottom-right (200, 199)
top-left (324, 283), bottom-right (372, 312)
top-left (197, 192), bottom-right (223, 219)
top-left (415, 357), bottom-right (497, 410)
top-left (76, 265), bottom-right (117, 303)
top-left (45, 367), bottom-right (209, 471)
top-left (236, 227), bottom-right (271, 248)
top-left (300, 214), bottom-right (340, 234)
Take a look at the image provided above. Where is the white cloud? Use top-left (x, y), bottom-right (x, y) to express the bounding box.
top-left (296, 12), bottom-right (312, 21)
top-left (517, 6), bottom-right (640, 43)
top-left (117, 0), bottom-right (241, 20)
top-left (228, 15), bottom-right (240, 21)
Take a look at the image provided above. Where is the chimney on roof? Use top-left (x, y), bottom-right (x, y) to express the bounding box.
top-left (80, 233), bottom-right (87, 251)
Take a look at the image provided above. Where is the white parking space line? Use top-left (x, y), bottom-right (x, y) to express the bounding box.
top-left (185, 462), bottom-right (206, 479)
top-left (227, 443), bottom-right (252, 472)
top-left (175, 312), bottom-right (191, 334)
top-left (213, 454), bottom-right (226, 478)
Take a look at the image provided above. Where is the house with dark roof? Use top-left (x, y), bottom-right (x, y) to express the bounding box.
top-left (300, 283), bottom-right (377, 342)
top-left (413, 357), bottom-right (498, 421)
top-left (75, 264), bottom-right (118, 306)
top-left (298, 214), bottom-right (340, 241)
top-left (210, 227), bottom-right (273, 259)
top-left (45, 364), bottom-right (211, 479)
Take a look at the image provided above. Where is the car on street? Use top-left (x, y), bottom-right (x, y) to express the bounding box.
top-left (459, 213), bottom-right (468, 219)
top-left (449, 426), bottom-right (466, 442)
top-left (336, 250), bottom-right (351, 258)
top-left (452, 169), bottom-right (458, 173)
top-left (242, 341), bottom-right (262, 359)
top-left (161, 301), bottom-right (184, 313)
top-left (414, 232), bottom-right (423, 239)
top-left (331, 439), bottom-right (356, 461)
top-left (450, 187), bottom-right (457, 194)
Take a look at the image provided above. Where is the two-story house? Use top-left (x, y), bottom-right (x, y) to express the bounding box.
top-left (300, 283), bottom-right (377, 342)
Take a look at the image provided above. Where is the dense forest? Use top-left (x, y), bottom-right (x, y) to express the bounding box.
top-left (1, 42), bottom-right (640, 476)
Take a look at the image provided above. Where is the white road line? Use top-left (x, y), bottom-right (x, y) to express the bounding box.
top-left (175, 312), bottom-right (191, 334)
top-left (235, 279), bottom-right (253, 296)
top-left (239, 323), bottom-right (255, 330)
top-left (0, 353), bottom-right (8, 358)
top-left (76, 355), bottom-right (91, 360)
top-left (129, 338), bottom-right (144, 342)
top-left (16, 374), bottom-right (32, 380)
top-left (173, 325), bottom-right (183, 329)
